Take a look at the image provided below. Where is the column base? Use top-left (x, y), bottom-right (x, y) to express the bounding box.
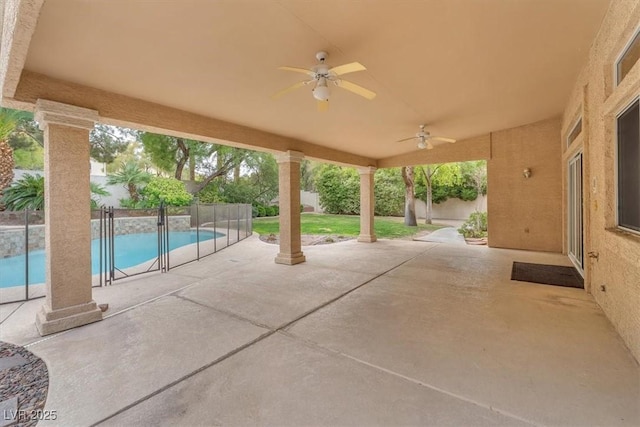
top-left (36, 300), bottom-right (103, 336)
top-left (275, 252), bottom-right (306, 265)
top-left (357, 235), bottom-right (377, 243)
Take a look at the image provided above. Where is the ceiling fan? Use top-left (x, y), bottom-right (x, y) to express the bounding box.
top-left (398, 124), bottom-right (456, 150)
top-left (272, 51), bottom-right (376, 111)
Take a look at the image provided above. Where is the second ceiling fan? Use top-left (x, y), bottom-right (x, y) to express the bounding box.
top-left (273, 51), bottom-right (376, 111)
top-left (398, 125), bottom-right (456, 150)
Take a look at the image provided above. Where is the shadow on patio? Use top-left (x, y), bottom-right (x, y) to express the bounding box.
top-left (1, 235), bottom-right (638, 426)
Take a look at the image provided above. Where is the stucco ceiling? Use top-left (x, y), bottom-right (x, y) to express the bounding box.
top-left (23, 0), bottom-right (609, 160)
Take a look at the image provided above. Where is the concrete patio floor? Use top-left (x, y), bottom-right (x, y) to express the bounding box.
top-left (1, 235), bottom-right (638, 426)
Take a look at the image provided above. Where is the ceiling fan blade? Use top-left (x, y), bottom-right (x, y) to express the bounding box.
top-left (397, 137), bottom-right (416, 142)
top-left (336, 80), bottom-right (376, 100)
top-left (278, 66), bottom-right (315, 76)
top-left (271, 81), bottom-right (308, 99)
top-left (329, 62), bottom-right (366, 76)
top-left (430, 136), bottom-right (457, 143)
top-left (317, 100), bottom-right (329, 112)
top-left (427, 141), bottom-right (434, 150)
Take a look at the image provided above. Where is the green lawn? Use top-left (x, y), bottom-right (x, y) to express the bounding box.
top-left (252, 213), bottom-right (443, 239)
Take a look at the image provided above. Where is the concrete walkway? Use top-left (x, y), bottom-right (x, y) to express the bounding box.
top-left (1, 235), bottom-right (638, 426)
top-left (414, 226), bottom-right (466, 244)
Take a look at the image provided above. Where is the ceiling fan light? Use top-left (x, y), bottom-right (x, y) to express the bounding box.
top-left (417, 140), bottom-right (427, 150)
top-left (313, 84), bottom-right (330, 101)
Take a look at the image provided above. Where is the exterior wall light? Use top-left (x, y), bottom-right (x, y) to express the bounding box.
top-left (523, 168), bottom-right (532, 178)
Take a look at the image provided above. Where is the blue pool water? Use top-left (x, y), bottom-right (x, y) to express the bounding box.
top-left (0, 230), bottom-right (221, 288)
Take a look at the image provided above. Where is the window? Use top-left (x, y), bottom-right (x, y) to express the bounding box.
top-left (617, 99), bottom-right (640, 232)
top-left (616, 28), bottom-right (640, 86)
top-left (567, 118), bottom-right (582, 148)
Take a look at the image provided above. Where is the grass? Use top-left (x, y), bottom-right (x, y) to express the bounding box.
top-left (252, 213), bottom-right (444, 239)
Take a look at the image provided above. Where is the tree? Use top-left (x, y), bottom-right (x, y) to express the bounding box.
top-left (106, 141), bottom-right (156, 175)
top-left (139, 133), bottom-right (190, 178)
top-left (0, 108), bottom-right (39, 205)
top-left (300, 159), bottom-right (319, 192)
top-left (459, 160), bottom-right (487, 210)
top-left (8, 116), bottom-right (43, 150)
top-left (140, 132), bottom-right (245, 193)
top-left (4, 118), bottom-right (134, 172)
top-left (191, 145), bottom-right (247, 193)
top-left (90, 182), bottom-right (111, 209)
top-left (90, 124), bottom-right (136, 164)
top-left (107, 161), bottom-right (152, 202)
top-left (202, 152), bottom-right (279, 206)
top-left (239, 152), bottom-right (279, 205)
top-left (401, 166), bottom-right (417, 226)
top-left (416, 163), bottom-right (461, 224)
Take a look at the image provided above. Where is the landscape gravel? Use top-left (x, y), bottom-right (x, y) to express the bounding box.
top-left (0, 341), bottom-right (49, 427)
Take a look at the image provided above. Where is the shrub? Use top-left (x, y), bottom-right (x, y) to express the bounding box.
top-left (315, 165), bottom-right (406, 216)
top-left (374, 168), bottom-right (404, 216)
top-left (265, 206), bottom-right (276, 216)
top-left (257, 205), bottom-right (266, 217)
top-left (2, 173), bottom-right (44, 210)
top-left (197, 183), bottom-right (224, 204)
top-left (431, 185), bottom-right (452, 204)
top-left (140, 177), bottom-right (193, 207)
top-left (120, 198), bottom-right (142, 209)
top-left (458, 211), bottom-right (488, 238)
top-left (2, 174), bottom-right (110, 211)
top-left (454, 186), bottom-right (479, 202)
top-left (315, 165), bottom-right (360, 214)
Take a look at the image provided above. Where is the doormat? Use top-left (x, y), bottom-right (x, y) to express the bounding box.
top-left (511, 262), bottom-right (584, 289)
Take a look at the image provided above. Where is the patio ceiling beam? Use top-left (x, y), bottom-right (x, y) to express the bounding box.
top-left (377, 134), bottom-right (492, 168)
top-left (0, 0), bottom-right (44, 101)
top-left (11, 70), bottom-right (378, 168)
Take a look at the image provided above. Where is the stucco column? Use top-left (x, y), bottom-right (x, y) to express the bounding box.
top-left (34, 100), bottom-right (102, 335)
top-left (275, 150), bottom-right (306, 265)
top-left (358, 166), bottom-right (377, 243)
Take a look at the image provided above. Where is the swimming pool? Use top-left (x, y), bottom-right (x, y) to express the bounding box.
top-left (0, 230), bottom-right (222, 288)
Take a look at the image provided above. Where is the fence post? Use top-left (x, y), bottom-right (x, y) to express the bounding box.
top-left (196, 203), bottom-right (200, 261)
top-left (109, 207), bottom-right (115, 285)
top-left (213, 204), bottom-right (217, 253)
top-left (99, 208), bottom-right (102, 287)
top-left (24, 209), bottom-right (29, 300)
top-left (246, 205), bottom-right (250, 238)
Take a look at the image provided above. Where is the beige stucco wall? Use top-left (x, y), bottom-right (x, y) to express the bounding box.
top-left (487, 118), bottom-right (563, 252)
top-left (416, 195), bottom-right (488, 221)
top-left (561, 0), bottom-right (640, 362)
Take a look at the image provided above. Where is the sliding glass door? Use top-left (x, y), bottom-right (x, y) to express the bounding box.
top-left (568, 152), bottom-right (584, 273)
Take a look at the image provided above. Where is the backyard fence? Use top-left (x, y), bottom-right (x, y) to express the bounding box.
top-left (0, 203), bottom-right (253, 304)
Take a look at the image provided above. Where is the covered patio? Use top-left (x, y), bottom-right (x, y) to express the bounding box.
top-left (2, 237), bottom-right (638, 425)
top-left (1, 0), bottom-right (639, 424)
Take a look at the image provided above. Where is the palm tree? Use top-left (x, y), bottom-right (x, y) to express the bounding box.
top-left (107, 161), bottom-right (151, 202)
top-left (0, 108), bottom-right (34, 206)
top-left (90, 182), bottom-right (110, 209)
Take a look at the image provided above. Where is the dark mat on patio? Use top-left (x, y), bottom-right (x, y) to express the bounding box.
top-left (511, 262), bottom-right (584, 289)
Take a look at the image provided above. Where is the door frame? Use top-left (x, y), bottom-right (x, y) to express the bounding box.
top-left (567, 151), bottom-right (584, 275)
